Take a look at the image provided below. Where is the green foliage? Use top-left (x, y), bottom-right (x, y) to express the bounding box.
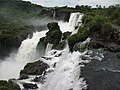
top-left (68, 27), bottom-right (89, 51)
top-left (53, 41), bottom-right (66, 50)
top-left (75, 5), bottom-right (92, 12)
top-left (89, 15), bottom-right (106, 32)
top-left (0, 80), bottom-right (20, 90)
top-left (46, 22), bottom-right (62, 45)
top-left (62, 31), bottom-right (71, 40)
top-left (101, 22), bottom-right (112, 36)
top-left (68, 88), bottom-right (73, 90)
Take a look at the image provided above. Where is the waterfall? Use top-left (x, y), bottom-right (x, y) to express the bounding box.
top-left (15, 30), bottom-right (48, 63)
top-left (40, 47), bottom-right (88, 90)
top-left (39, 13), bottom-right (88, 90)
top-left (68, 12), bottom-right (83, 35)
top-left (0, 12), bottom-right (90, 90)
top-left (45, 43), bottom-right (53, 55)
top-left (53, 11), bottom-right (56, 18)
top-left (69, 12), bottom-right (83, 27)
top-left (0, 30), bottom-right (48, 80)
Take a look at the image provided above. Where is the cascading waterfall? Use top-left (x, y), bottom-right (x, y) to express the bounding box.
top-left (39, 13), bottom-right (89, 90)
top-left (0, 12), bottom-right (89, 90)
top-left (69, 12), bottom-right (83, 27)
top-left (0, 30), bottom-right (48, 80)
top-left (68, 12), bottom-right (83, 35)
top-left (53, 11), bottom-right (56, 18)
top-left (15, 30), bottom-right (48, 63)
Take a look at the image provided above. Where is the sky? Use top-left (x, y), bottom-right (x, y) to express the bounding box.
top-left (23, 0), bottom-right (120, 7)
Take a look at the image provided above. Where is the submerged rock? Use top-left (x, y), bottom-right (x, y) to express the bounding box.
top-left (20, 60), bottom-right (49, 75)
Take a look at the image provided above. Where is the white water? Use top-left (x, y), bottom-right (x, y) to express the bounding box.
top-left (40, 46), bottom-right (89, 90)
top-left (40, 13), bottom-right (88, 90)
top-left (69, 12), bottom-right (83, 27)
top-left (0, 30), bottom-right (48, 80)
top-left (0, 12), bottom-right (88, 90)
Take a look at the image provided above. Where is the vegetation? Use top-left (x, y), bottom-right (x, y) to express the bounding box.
top-left (0, 80), bottom-right (20, 90)
top-left (68, 27), bottom-right (89, 51)
top-left (0, 0), bottom-right (51, 58)
top-left (37, 22), bottom-right (63, 52)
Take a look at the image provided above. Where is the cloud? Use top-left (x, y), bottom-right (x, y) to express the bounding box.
top-left (23, 0), bottom-right (120, 7)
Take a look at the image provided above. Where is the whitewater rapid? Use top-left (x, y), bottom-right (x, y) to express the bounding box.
top-left (0, 12), bottom-right (88, 90)
top-left (0, 30), bottom-right (48, 80)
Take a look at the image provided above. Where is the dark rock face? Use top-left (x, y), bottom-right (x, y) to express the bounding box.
top-left (23, 83), bottom-right (38, 89)
top-left (89, 25), bottom-right (120, 51)
top-left (117, 53), bottom-right (120, 59)
top-left (19, 74), bottom-right (29, 80)
top-left (54, 11), bottom-right (71, 22)
top-left (81, 50), bottom-right (120, 90)
top-left (46, 22), bottom-right (62, 45)
top-left (20, 60), bottom-right (49, 75)
top-left (33, 76), bottom-right (46, 84)
top-left (37, 22), bottom-right (63, 51)
top-left (89, 38), bottom-right (120, 52)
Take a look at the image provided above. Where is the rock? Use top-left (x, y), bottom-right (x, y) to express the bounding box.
top-left (19, 74), bottom-right (29, 80)
top-left (33, 76), bottom-right (46, 84)
top-left (46, 22), bottom-right (62, 45)
top-left (117, 53), bottom-right (120, 59)
top-left (23, 83), bottom-right (38, 89)
top-left (20, 60), bottom-right (49, 75)
top-left (37, 22), bottom-right (63, 52)
top-left (89, 39), bottom-right (104, 49)
top-left (107, 43), bottom-right (120, 52)
top-left (54, 11), bottom-right (71, 22)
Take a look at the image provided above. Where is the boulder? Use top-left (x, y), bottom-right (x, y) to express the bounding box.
top-left (33, 76), bottom-right (46, 84)
top-left (23, 83), bottom-right (38, 89)
top-left (19, 74), bottom-right (29, 80)
top-left (107, 43), bottom-right (120, 52)
top-left (117, 53), bottom-right (120, 59)
top-left (20, 60), bottom-right (49, 75)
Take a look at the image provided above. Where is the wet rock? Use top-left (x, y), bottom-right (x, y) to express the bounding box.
top-left (23, 83), bottom-right (38, 89)
top-left (117, 53), bottom-right (120, 59)
top-left (81, 50), bottom-right (120, 90)
top-left (33, 76), bottom-right (46, 84)
top-left (42, 56), bottom-right (52, 60)
top-left (55, 53), bottom-right (62, 57)
top-left (19, 74), bottom-right (29, 80)
top-left (20, 60), bottom-right (49, 75)
top-left (89, 39), bottom-right (104, 49)
top-left (107, 43), bottom-right (120, 52)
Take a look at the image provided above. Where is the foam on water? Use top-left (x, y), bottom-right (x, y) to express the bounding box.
top-left (0, 30), bottom-right (48, 80)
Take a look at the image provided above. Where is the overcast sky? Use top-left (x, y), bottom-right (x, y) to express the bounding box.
top-left (23, 0), bottom-right (120, 7)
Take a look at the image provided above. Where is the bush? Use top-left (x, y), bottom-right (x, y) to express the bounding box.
top-left (68, 27), bottom-right (89, 51)
top-left (89, 15), bottom-right (106, 32)
top-left (101, 22), bottom-right (112, 37)
top-left (0, 80), bottom-right (20, 90)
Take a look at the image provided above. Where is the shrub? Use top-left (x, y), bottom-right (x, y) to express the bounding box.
top-left (68, 27), bottom-right (89, 51)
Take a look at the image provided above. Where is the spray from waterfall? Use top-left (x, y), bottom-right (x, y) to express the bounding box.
top-left (0, 30), bottom-right (48, 80)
